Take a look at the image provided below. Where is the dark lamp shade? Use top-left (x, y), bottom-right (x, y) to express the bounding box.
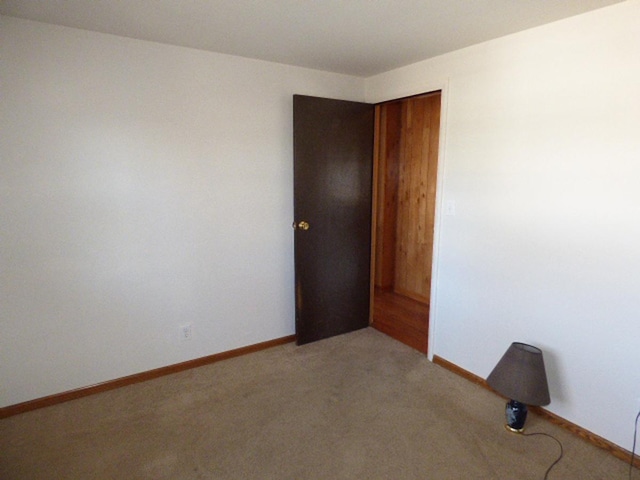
top-left (486, 342), bottom-right (551, 406)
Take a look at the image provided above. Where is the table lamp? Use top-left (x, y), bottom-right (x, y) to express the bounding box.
top-left (486, 342), bottom-right (551, 432)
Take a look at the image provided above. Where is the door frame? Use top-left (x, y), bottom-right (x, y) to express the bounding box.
top-left (369, 83), bottom-right (449, 361)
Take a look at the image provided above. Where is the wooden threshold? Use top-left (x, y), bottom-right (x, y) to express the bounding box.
top-left (0, 334), bottom-right (296, 419)
top-left (432, 355), bottom-right (640, 469)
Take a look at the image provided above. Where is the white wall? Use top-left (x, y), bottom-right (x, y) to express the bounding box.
top-left (0, 16), bottom-right (364, 407)
top-left (366, 0), bottom-right (640, 451)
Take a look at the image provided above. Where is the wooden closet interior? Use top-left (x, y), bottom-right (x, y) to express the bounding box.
top-left (371, 91), bottom-right (441, 354)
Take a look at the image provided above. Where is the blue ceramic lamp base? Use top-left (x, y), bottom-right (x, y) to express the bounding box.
top-left (505, 399), bottom-right (528, 433)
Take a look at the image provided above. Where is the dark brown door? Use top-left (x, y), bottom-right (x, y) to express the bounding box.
top-left (293, 95), bottom-right (374, 345)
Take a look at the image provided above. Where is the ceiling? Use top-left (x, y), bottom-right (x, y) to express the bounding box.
top-left (0, 0), bottom-right (625, 77)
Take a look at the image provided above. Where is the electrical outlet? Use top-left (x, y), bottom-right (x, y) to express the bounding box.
top-left (180, 323), bottom-right (192, 341)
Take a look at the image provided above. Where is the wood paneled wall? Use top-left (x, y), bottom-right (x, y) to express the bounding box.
top-left (374, 101), bottom-right (401, 289)
top-left (374, 92), bottom-right (441, 303)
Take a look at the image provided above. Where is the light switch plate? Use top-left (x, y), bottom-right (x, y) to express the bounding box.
top-left (445, 200), bottom-right (456, 216)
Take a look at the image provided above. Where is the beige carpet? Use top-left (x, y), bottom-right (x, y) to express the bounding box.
top-left (0, 328), bottom-right (633, 479)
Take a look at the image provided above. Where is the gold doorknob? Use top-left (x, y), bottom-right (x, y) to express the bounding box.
top-left (293, 220), bottom-right (310, 231)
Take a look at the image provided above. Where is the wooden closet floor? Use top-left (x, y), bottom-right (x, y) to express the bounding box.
top-left (372, 287), bottom-right (429, 354)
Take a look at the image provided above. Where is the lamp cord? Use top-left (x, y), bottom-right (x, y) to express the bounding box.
top-left (521, 432), bottom-right (563, 480)
top-left (630, 410), bottom-right (640, 480)
top-left (515, 409), bottom-right (639, 480)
